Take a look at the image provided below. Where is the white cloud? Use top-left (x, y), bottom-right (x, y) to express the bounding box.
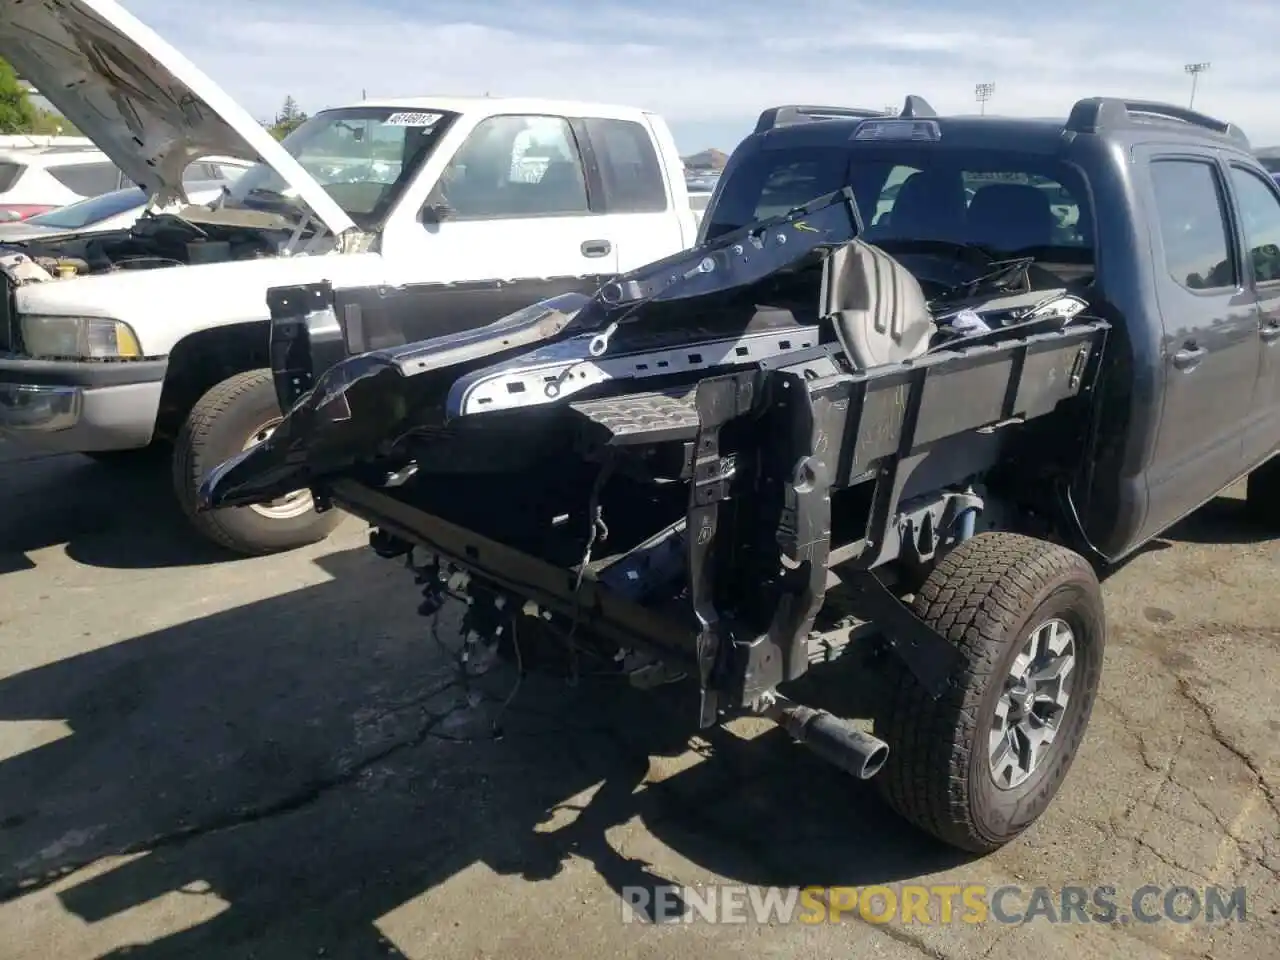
top-left (125, 0), bottom-right (1280, 149)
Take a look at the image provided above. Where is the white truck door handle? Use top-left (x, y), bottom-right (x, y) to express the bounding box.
top-left (581, 239), bottom-right (612, 258)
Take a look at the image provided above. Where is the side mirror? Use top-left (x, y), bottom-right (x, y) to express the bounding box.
top-left (419, 201), bottom-right (452, 224)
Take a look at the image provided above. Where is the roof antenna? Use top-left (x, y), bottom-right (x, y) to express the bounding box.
top-left (900, 95), bottom-right (937, 118)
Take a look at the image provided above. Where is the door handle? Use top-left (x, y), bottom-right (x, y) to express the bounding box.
top-left (580, 239), bottom-right (611, 258)
top-left (1261, 323), bottom-right (1280, 343)
top-left (1172, 343), bottom-right (1206, 370)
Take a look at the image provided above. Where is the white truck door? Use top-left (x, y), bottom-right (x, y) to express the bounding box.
top-left (377, 114), bottom-right (617, 343)
top-left (576, 115), bottom-right (694, 271)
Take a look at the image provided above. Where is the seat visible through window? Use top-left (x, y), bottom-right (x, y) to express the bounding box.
top-left (966, 183), bottom-right (1055, 252)
top-left (872, 170), bottom-right (968, 242)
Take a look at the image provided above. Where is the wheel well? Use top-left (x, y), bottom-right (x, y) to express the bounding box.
top-left (155, 321), bottom-right (271, 441)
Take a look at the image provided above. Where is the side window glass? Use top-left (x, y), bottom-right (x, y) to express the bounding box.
top-left (432, 115), bottom-right (589, 220)
top-left (1228, 166), bottom-right (1280, 284)
top-left (752, 155), bottom-right (847, 220)
top-left (584, 118), bottom-right (666, 213)
top-left (214, 163), bottom-right (250, 183)
top-left (1150, 159), bottom-right (1235, 291)
top-left (49, 162), bottom-right (125, 197)
top-left (181, 162), bottom-right (212, 186)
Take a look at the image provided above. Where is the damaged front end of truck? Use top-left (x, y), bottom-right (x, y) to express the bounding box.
top-left (200, 188), bottom-right (1109, 787)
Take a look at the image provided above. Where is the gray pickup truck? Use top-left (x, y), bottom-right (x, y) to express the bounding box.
top-left (201, 95), bottom-right (1280, 854)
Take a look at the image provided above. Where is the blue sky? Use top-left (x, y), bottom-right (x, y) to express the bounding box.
top-left (128, 0), bottom-right (1280, 152)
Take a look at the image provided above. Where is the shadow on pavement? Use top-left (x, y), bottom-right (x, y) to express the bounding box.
top-left (1162, 493), bottom-right (1275, 546)
top-left (0, 447), bottom-right (234, 572)
top-left (0, 546), bottom-right (968, 958)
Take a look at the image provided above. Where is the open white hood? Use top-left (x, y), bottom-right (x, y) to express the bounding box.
top-left (0, 0), bottom-right (356, 237)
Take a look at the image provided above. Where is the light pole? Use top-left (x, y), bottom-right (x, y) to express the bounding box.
top-left (1184, 62), bottom-right (1210, 109)
top-left (975, 82), bottom-right (995, 116)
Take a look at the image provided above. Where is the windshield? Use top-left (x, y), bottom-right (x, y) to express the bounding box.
top-left (1258, 156), bottom-right (1280, 175)
top-left (25, 187), bottom-right (147, 230)
top-left (228, 107), bottom-right (459, 229)
top-left (706, 142), bottom-right (1094, 261)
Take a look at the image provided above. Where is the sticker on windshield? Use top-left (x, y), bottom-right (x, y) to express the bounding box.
top-left (385, 112), bottom-right (444, 127)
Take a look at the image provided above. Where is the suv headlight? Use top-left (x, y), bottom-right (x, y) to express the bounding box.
top-left (18, 315), bottom-right (143, 359)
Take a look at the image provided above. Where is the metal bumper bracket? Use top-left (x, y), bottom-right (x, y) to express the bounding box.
top-left (840, 570), bottom-right (966, 697)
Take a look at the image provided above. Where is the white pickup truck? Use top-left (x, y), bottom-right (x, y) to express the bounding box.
top-left (0, 0), bottom-right (696, 554)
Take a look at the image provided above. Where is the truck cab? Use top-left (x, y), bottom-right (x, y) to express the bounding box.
top-left (697, 98), bottom-right (1280, 562)
top-left (0, 0), bottom-right (695, 555)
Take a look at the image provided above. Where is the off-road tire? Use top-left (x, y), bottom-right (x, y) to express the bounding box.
top-left (172, 369), bottom-right (341, 555)
top-left (876, 532), bottom-right (1105, 853)
top-left (1245, 455), bottom-right (1280, 528)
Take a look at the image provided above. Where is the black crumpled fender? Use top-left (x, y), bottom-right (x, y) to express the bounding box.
top-left (198, 294), bottom-right (596, 511)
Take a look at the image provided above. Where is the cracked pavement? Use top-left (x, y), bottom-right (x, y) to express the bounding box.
top-left (0, 443), bottom-right (1277, 959)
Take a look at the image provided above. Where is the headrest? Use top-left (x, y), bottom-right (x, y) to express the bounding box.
top-left (877, 170), bottom-right (968, 241)
top-left (966, 183), bottom-right (1055, 252)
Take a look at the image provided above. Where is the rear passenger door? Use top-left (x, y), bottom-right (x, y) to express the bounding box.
top-left (1223, 163), bottom-right (1280, 466)
top-left (577, 116), bottom-right (685, 271)
top-left (1141, 152), bottom-right (1259, 534)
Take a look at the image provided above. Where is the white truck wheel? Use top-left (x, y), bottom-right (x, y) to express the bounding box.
top-left (172, 369), bottom-right (341, 554)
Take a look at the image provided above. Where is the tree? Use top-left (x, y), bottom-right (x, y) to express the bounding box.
top-left (0, 57), bottom-right (36, 134)
top-left (28, 108), bottom-right (79, 136)
top-left (0, 57), bottom-right (77, 136)
top-left (268, 95), bottom-right (308, 140)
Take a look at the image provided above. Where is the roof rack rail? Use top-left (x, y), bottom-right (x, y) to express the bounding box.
top-left (755, 104), bottom-right (888, 134)
top-left (1065, 97), bottom-right (1250, 148)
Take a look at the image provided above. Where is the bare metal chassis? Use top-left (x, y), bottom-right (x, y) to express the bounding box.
top-left (315, 318), bottom-right (1108, 729)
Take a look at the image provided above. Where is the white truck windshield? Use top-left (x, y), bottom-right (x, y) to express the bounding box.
top-left (229, 107), bottom-right (458, 229)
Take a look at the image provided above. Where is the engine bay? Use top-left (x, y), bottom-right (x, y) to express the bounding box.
top-left (1, 209), bottom-right (326, 282)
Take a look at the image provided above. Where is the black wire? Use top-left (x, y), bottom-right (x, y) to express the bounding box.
top-left (489, 616), bottom-right (524, 739)
top-left (564, 458), bottom-right (616, 686)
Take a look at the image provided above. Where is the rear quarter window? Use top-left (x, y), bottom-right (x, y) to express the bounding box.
top-left (48, 162), bottom-right (126, 197)
top-left (585, 118), bottom-right (668, 213)
top-left (0, 162), bottom-right (24, 193)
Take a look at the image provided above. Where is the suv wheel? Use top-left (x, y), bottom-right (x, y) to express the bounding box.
top-left (173, 369), bottom-right (341, 554)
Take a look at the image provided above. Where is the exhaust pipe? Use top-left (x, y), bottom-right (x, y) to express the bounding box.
top-left (766, 697), bottom-right (889, 780)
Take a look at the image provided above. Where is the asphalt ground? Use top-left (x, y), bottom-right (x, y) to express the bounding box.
top-left (0, 441), bottom-right (1276, 959)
